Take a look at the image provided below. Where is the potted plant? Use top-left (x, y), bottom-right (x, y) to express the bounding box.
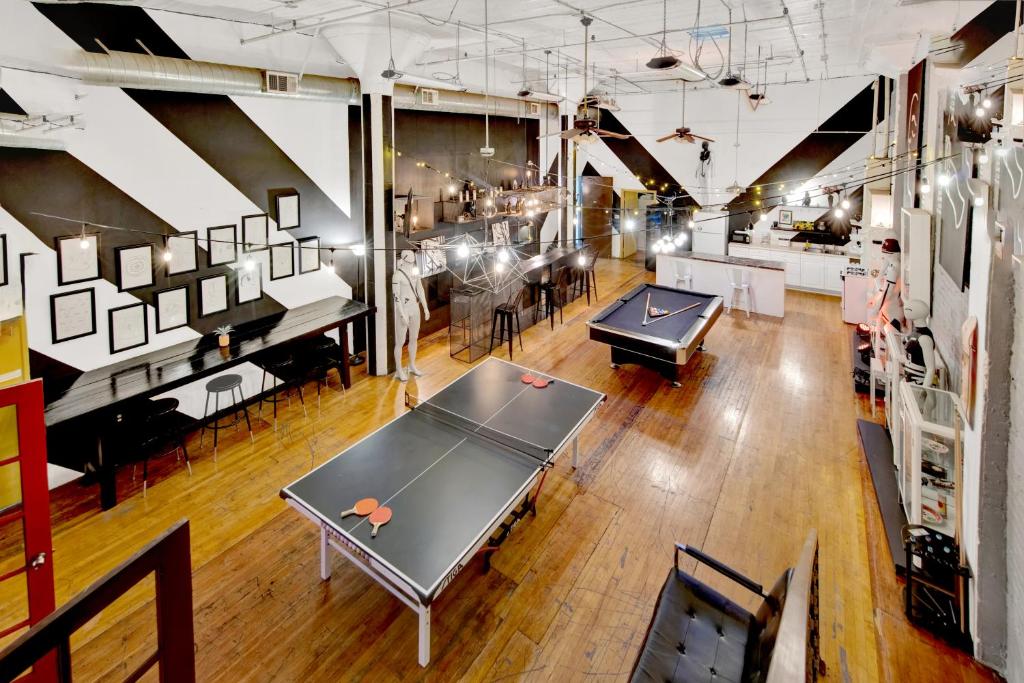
top-left (215, 324), bottom-right (233, 348)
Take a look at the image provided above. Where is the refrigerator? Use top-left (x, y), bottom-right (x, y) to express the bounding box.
top-left (692, 211), bottom-right (728, 255)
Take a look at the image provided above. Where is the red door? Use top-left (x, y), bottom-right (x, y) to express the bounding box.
top-left (0, 379), bottom-right (56, 681)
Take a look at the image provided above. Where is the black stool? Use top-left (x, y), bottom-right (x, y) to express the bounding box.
top-left (111, 398), bottom-right (190, 496)
top-left (200, 373), bottom-right (253, 457)
top-left (537, 265), bottom-right (572, 329)
top-left (489, 287), bottom-right (526, 359)
top-left (572, 247), bottom-right (598, 305)
top-left (258, 355), bottom-right (305, 429)
top-left (307, 336), bottom-right (345, 393)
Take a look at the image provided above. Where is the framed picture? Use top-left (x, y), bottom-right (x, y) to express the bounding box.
top-left (236, 263), bottom-right (263, 304)
top-left (778, 209), bottom-right (793, 226)
top-left (270, 243), bottom-right (294, 280)
top-left (155, 285), bottom-right (190, 333)
top-left (207, 225), bottom-right (237, 267)
top-left (108, 302), bottom-right (149, 354)
top-left (0, 234), bottom-right (7, 287)
top-left (166, 231), bottom-right (198, 275)
top-left (50, 288), bottom-right (96, 344)
top-left (298, 236), bottom-right (320, 274)
top-left (55, 233), bottom-right (101, 285)
top-left (492, 222), bottom-right (511, 246)
top-left (275, 192), bottom-right (301, 230)
top-left (198, 274), bottom-right (229, 317)
top-left (115, 244), bottom-right (155, 291)
top-left (242, 214), bottom-right (269, 252)
top-left (417, 236), bottom-right (447, 276)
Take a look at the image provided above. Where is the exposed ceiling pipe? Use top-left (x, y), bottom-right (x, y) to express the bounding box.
top-left (817, 0), bottom-right (829, 78)
top-left (76, 50), bottom-right (360, 102)
top-left (779, 1), bottom-right (810, 81)
top-left (392, 85), bottom-right (555, 119)
top-left (240, 0), bottom-right (438, 45)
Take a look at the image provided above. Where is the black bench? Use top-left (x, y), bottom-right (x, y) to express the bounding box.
top-left (630, 531), bottom-right (822, 683)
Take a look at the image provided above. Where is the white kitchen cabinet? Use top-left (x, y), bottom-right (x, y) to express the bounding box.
top-left (728, 244), bottom-right (751, 259)
top-left (824, 255), bottom-right (850, 293)
top-left (780, 252), bottom-right (802, 286)
top-left (799, 253), bottom-right (825, 289)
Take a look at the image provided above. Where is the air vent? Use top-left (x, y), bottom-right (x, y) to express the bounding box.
top-left (528, 102), bottom-right (541, 116)
top-left (420, 88), bottom-right (439, 106)
top-left (263, 71), bottom-right (298, 94)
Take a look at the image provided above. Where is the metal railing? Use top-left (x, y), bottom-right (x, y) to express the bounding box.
top-left (0, 520), bottom-right (195, 683)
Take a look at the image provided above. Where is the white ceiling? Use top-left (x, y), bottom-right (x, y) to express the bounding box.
top-left (80, 0), bottom-right (993, 95)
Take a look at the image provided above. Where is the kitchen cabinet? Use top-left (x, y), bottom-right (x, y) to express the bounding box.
top-left (728, 244), bottom-right (847, 295)
top-left (824, 255), bottom-right (850, 292)
top-left (799, 254), bottom-right (825, 289)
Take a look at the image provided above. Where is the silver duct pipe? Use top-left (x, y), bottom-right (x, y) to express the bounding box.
top-left (392, 84), bottom-right (556, 119)
top-left (76, 50), bottom-right (360, 103)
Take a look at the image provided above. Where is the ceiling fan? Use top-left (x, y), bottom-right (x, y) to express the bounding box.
top-left (657, 83), bottom-right (714, 144)
top-left (539, 16), bottom-right (631, 144)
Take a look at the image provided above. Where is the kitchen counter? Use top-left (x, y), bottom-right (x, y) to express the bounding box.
top-left (728, 244), bottom-right (853, 295)
top-left (679, 251), bottom-right (786, 272)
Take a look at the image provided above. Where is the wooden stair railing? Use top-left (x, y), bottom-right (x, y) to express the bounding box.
top-left (0, 520), bottom-right (195, 683)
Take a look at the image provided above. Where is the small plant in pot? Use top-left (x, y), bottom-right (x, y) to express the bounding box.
top-left (215, 324), bottom-right (234, 348)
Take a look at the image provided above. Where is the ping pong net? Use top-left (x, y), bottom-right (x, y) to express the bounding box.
top-left (406, 393), bottom-right (554, 468)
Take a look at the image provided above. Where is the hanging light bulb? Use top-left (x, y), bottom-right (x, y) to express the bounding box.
top-left (920, 178), bottom-right (931, 194)
top-left (577, 254), bottom-right (586, 266)
top-left (245, 255), bottom-right (255, 271)
top-left (456, 243), bottom-right (469, 258)
top-left (494, 261), bottom-right (506, 274)
top-left (983, 97), bottom-right (992, 109)
top-left (651, 241), bottom-right (663, 253)
top-left (663, 240), bottom-right (676, 253)
top-left (938, 172), bottom-right (952, 187)
top-left (687, 219), bottom-right (696, 228)
top-left (162, 248), bottom-right (173, 263)
top-left (79, 225), bottom-right (90, 250)
top-left (351, 243), bottom-right (366, 256)
top-left (841, 198), bottom-right (851, 210)
top-left (329, 248), bottom-right (336, 267)
top-left (759, 212), bottom-right (767, 221)
top-left (833, 208), bottom-right (845, 219)
top-left (447, 184), bottom-right (457, 196)
top-left (625, 219), bottom-right (636, 231)
top-left (497, 248), bottom-right (510, 263)
top-left (975, 106), bottom-right (986, 118)
top-left (673, 233), bottom-right (685, 246)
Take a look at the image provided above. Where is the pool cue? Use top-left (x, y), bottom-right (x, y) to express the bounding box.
top-left (642, 291), bottom-right (652, 326)
top-left (641, 302), bottom-right (701, 326)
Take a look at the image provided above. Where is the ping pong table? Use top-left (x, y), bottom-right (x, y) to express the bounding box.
top-left (280, 357), bottom-right (605, 666)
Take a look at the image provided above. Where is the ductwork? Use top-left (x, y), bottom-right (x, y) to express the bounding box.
top-left (76, 50), bottom-right (360, 103)
top-left (392, 84), bottom-right (557, 120)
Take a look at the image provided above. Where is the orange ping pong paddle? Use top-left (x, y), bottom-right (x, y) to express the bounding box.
top-left (521, 373), bottom-right (535, 384)
top-left (532, 378), bottom-right (550, 388)
top-left (369, 506), bottom-right (393, 537)
top-left (340, 497), bottom-right (378, 518)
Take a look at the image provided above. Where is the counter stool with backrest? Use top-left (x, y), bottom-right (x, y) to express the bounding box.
top-left (110, 397), bottom-right (190, 496)
top-left (537, 265), bottom-right (573, 329)
top-left (572, 246), bottom-right (599, 305)
top-left (489, 286), bottom-right (526, 359)
top-left (673, 260), bottom-right (693, 290)
top-left (200, 373), bottom-right (254, 457)
top-left (727, 268), bottom-right (753, 317)
top-left (257, 353), bottom-right (305, 429)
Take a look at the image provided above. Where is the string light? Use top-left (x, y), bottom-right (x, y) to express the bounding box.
top-left (982, 97), bottom-right (992, 109)
top-left (79, 224), bottom-right (90, 250)
top-left (162, 248), bottom-right (173, 262)
top-left (840, 198), bottom-right (851, 210)
top-left (245, 255), bottom-right (255, 271)
top-left (351, 243), bottom-right (366, 257)
top-left (920, 178), bottom-right (931, 194)
top-left (625, 219), bottom-right (636, 231)
top-left (938, 173), bottom-right (951, 186)
top-left (759, 212), bottom-right (767, 221)
top-left (833, 208), bottom-right (845, 218)
top-left (577, 254), bottom-right (586, 265)
top-left (687, 219), bottom-right (696, 228)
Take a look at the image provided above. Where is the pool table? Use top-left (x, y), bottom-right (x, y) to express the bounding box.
top-left (587, 283), bottom-right (724, 386)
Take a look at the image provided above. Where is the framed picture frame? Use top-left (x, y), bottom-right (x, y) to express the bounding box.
top-left (155, 285), bottom-right (190, 333)
top-left (778, 209), bottom-right (794, 226)
top-left (165, 231), bottom-right (198, 275)
top-left (50, 288), bottom-right (96, 344)
top-left (115, 244), bottom-right (155, 292)
top-left (270, 243), bottom-right (294, 280)
top-left (108, 301), bottom-right (149, 354)
top-left (55, 233), bottom-right (101, 285)
top-left (198, 274), bottom-right (229, 317)
top-left (207, 225), bottom-right (237, 267)
top-left (417, 236), bottom-right (447, 276)
top-left (242, 214), bottom-right (269, 252)
top-left (275, 192), bottom-right (301, 230)
top-left (0, 234), bottom-right (7, 287)
top-left (298, 236), bottom-right (320, 274)
top-left (236, 263), bottom-right (263, 304)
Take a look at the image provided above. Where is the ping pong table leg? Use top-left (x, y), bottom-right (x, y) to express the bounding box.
top-left (572, 437), bottom-right (579, 468)
top-left (319, 526), bottom-right (331, 580)
top-left (417, 604), bottom-right (431, 666)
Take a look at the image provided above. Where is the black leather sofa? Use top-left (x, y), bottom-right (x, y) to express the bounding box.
top-left (630, 531), bottom-right (822, 683)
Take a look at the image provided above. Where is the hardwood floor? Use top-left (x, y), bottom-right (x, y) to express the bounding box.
top-left (1, 256), bottom-right (1001, 681)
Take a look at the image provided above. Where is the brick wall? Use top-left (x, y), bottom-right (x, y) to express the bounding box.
top-left (1006, 265), bottom-right (1023, 681)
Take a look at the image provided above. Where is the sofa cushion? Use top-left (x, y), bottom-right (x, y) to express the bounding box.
top-left (631, 568), bottom-right (756, 683)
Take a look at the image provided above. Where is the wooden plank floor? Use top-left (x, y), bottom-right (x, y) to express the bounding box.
top-left (0, 256), bottom-right (1001, 681)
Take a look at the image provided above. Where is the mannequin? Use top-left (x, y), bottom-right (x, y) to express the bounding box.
top-left (902, 299), bottom-right (937, 388)
top-left (392, 250), bottom-right (430, 382)
top-left (866, 238), bottom-right (905, 334)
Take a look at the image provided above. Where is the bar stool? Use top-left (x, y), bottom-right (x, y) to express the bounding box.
top-left (673, 261), bottom-right (693, 290)
top-left (489, 286), bottom-right (526, 359)
top-left (199, 373), bottom-right (254, 457)
top-left (727, 267), bottom-right (752, 317)
top-left (537, 265), bottom-right (572, 329)
top-left (257, 354), bottom-right (305, 429)
top-left (112, 398), bottom-right (190, 496)
top-left (572, 247), bottom-right (599, 305)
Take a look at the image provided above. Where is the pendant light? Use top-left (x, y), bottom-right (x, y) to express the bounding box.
top-left (725, 93), bottom-right (745, 195)
top-left (646, 0), bottom-right (680, 70)
top-left (380, 9), bottom-right (402, 80)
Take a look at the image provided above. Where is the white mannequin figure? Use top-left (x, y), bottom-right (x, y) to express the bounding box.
top-left (902, 299), bottom-right (937, 388)
top-left (867, 239), bottom-right (906, 338)
top-left (393, 250), bottom-right (430, 382)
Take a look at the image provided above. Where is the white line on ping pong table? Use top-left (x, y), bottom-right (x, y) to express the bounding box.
top-left (347, 381), bottom-right (535, 534)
